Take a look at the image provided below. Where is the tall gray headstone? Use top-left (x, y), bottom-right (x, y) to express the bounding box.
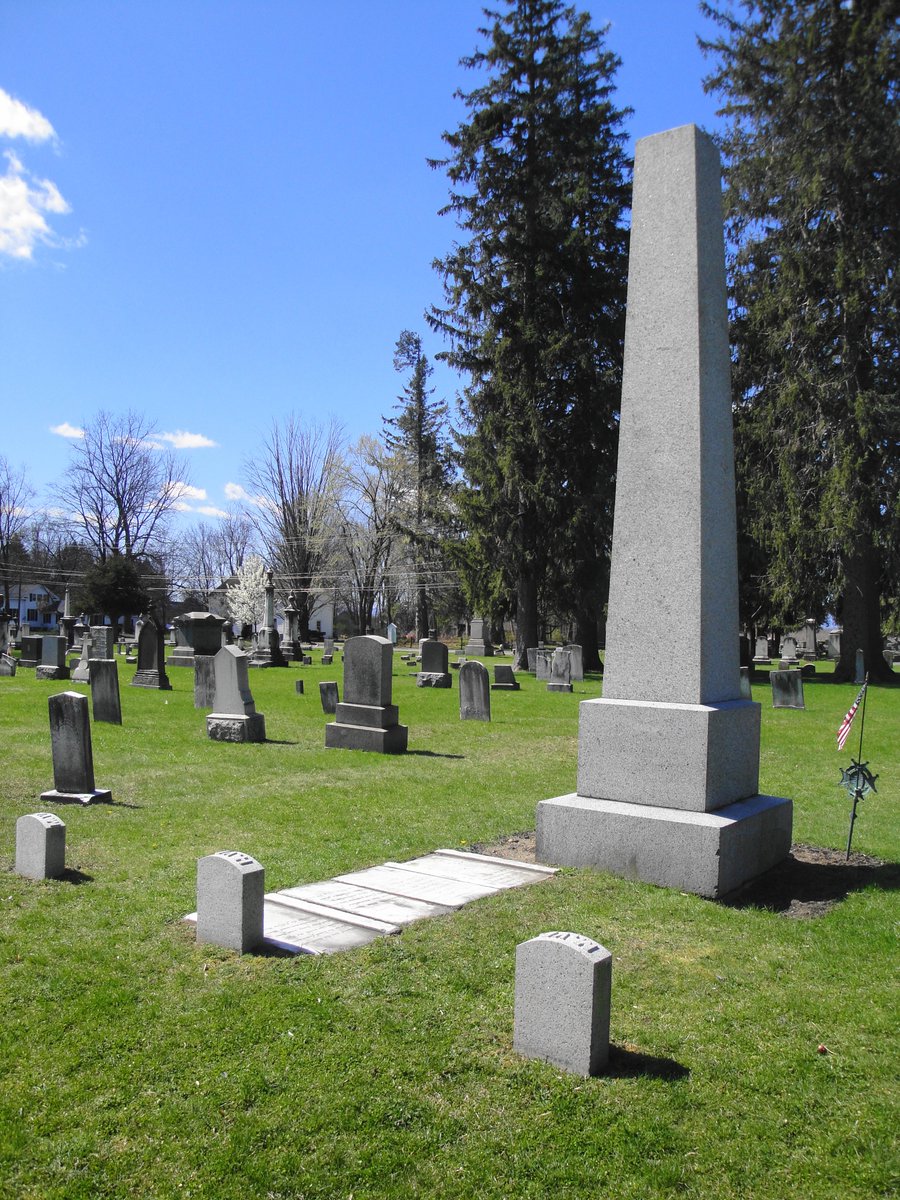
top-left (132, 608), bottom-right (171, 690)
top-left (41, 691), bottom-right (112, 804)
top-left (36, 635), bottom-right (70, 681)
top-left (854, 648), bottom-right (865, 685)
top-left (459, 660), bottom-right (491, 722)
top-left (90, 626), bottom-right (115, 661)
top-left (15, 812), bottom-right (66, 880)
top-left (319, 681), bottom-right (339, 713)
top-left (464, 615), bottom-right (494, 657)
top-left (563, 644), bottom-right (584, 682)
top-left (535, 649), bottom-right (552, 682)
top-left (89, 659), bottom-right (122, 724)
top-left (537, 125), bottom-right (791, 898)
top-left (194, 654), bottom-right (216, 708)
top-left (325, 635), bottom-right (408, 753)
top-left (206, 645), bottom-right (266, 742)
top-left (514, 932), bottom-right (612, 1077)
top-left (547, 648), bottom-right (573, 693)
top-left (196, 850), bottom-right (265, 953)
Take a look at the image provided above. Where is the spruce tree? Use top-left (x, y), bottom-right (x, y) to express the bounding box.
top-left (429, 0), bottom-right (630, 669)
top-left (702, 0), bottom-right (899, 681)
top-left (383, 331), bottom-right (455, 638)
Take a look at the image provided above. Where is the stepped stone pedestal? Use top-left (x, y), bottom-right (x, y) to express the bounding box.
top-left (536, 125), bottom-right (791, 899)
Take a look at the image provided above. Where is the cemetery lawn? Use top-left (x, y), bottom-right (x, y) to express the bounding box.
top-left (1, 660), bottom-right (897, 1200)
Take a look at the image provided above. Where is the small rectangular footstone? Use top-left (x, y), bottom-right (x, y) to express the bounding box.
top-left (16, 812), bottom-right (66, 880)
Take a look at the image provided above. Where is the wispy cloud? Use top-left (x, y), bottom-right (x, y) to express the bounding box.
top-left (0, 89), bottom-right (56, 143)
top-left (0, 150), bottom-right (72, 260)
top-left (196, 505), bottom-right (229, 518)
top-left (50, 421), bottom-right (85, 439)
top-left (160, 430), bottom-right (218, 450)
top-left (224, 482), bottom-right (248, 501)
top-left (167, 482), bottom-right (207, 502)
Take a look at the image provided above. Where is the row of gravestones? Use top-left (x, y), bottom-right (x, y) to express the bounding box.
top-left (11, 819), bottom-right (613, 1078)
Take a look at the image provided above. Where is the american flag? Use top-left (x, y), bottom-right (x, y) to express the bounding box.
top-left (837, 680), bottom-right (867, 751)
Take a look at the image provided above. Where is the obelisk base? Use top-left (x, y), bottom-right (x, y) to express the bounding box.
top-left (536, 792), bottom-right (792, 899)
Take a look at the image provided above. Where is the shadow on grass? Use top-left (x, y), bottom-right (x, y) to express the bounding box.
top-left (264, 739), bottom-right (299, 746)
top-left (720, 844), bottom-right (900, 917)
top-left (58, 867), bottom-right (93, 885)
top-left (606, 1044), bottom-right (689, 1081)
top-left (406, 750), bottom-right (465, 760)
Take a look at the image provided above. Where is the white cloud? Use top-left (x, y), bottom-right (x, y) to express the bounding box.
top-left (196, 505), bottom-right (229, 518)
top-left (160, 430), bottom-right (218, 450)
top-left (0, 150), bottom-right (72, 260)
top-left (224, 482), bottom-right (248, 501)
top-left (167, 482), bottom-right (207, 502)
top-left (0, 89), bottom-right (56, 142)
top-left (171, 501), bottom-right (193, 513)
top-left (50, 421), bottom-right (85, 439)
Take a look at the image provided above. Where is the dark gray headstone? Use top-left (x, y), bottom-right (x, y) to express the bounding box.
top-left (343, 635), bottom-right (393, 707)
top-left (324, 634), bottom-right (407, 753)
top-left (459, 660), bottom-right (491, 721)
top-left (90, 626), bottom-right (115, 661)
top-left (89, 659), bottom-right (122, 724)
top-left (194, 655), bottom-right (216, 709)
top-left (770, 670), bottom-right (804, 710)
top-left (132, 616), bottom-right (171, 690)
top-left (295, 679), bottom-right (304, 695)
top-left (41, 691), bottom-right (112, 803)
top-left (492, 664), bottom-right (520, 691)
top-left (320, 681), bottom-right (339, 713)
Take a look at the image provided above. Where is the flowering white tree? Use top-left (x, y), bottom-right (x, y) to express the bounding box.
top-left (226, 554), bottom-right (267, 633)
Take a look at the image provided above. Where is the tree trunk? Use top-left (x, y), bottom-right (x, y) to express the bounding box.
top-left (575, 604), bottom-right (602, 673)
top-left (834, 534), bottom-right (892, 683)
top-left (514, 570), bottom-right (538, 671)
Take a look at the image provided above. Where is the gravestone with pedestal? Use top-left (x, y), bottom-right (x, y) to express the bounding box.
top-left (536, 125), bottom-right (791, 899)
top-left (36, 635), bottom-right (70, 681)
top-left (40, 691), bottom-right (112, 804)
top-left (752, 635), bottom-right (770, 664)
top-left (547, 648), bottom-right (573, 693)
top-left (325, 635), bottom-right (407, 753)
top-left (417, 637), bottom-right (451, 688)
top-left (19, 635), bottom-right (41, 669)
top-left (248, 571), bottom-right (287, 668)
top-left (206, 646), bottom-right (266, 742)
top-left (492, 664), bottom-right (520, 691)
top-left (132, 605), bottom-right (171, 690)
top-left (168, 612), bottom-right (225, 668)
top-left (72, 631), bottom-right (92, 682)
top-left (464, 616), bottom-right (494, 657)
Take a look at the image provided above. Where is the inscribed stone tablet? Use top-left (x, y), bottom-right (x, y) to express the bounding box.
top-left (196, 850), bottom-right (264, 953)
top-left (343, 635), bottom-right (393, 707)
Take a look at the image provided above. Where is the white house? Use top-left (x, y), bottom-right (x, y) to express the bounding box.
top-left (6, 584), bottom-right (61, 631)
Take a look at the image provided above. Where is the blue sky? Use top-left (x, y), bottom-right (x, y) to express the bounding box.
top-left (1, 1), bottom-right (723, 527)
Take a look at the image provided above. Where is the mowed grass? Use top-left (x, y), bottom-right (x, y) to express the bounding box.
top-left (0, 655), bottom-right (897, 1200)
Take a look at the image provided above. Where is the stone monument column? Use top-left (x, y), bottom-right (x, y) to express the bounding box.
top-left (536, 125), bottom-right (791, 898)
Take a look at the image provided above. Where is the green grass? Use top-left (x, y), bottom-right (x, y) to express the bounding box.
top-left (1, 657), bottom-right (897, 1199)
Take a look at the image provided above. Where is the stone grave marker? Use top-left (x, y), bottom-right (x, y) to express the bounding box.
top-left (771, 670), bottom-right (804, 710)
top-left (492, 664), bottom-right (520, 691)
top-left (459, 660), bottom-right (491, 721)
top-left (168, 612), bottom-right (225, 668)
top-left (36, 636), bottom-right (70, 681)
top-left (547, 648), bottom-right (573, 693)
top-left (207, 645), bottom-right (266, 742)
top-left (739, 666), bottom-right (752, 699)
top-left (536, 125), bottom-right (791, 898)
top-left (90, 626), bottom-right (115, 661)
top-left (513, 932), bottom-right (612, 1077)
top-left (196, 850), bottom-right (265, 953)
top-left (854, 648), bottom-right (865, 685)
top-left (194, 655), bottom-right (216, 708)
top-left (15, 812), bottom-right (67, 880)
top-left (248, 570), bottom-right (287, 668)
top-left (295, 679), bottom-right (304, 695)
top-left (132, 606), bottom-right (171, 689)
top-left (319, 681), bottom-right (339, 713)
top-left (0, 653), bottom-right (17, 676)
top-left (464, 615), bottom-right (494, 657)
top-left (41, 691), bottom-right (112, 804)
top-left (417, 637), bottom-right (451, 688)
top-left (19, 635), bottom-right (42, 669)
top-left (526, 648), bottom-right (538, 672)
top-left (325, 635), bottom-right (408, 753)
top-left (89, 658), bottom-right (122, 725)
top-left (72, 632), bottom-right (92, 682)
top-left (563, 644), bottom-right (584, 682)
top-left (535, 649), bottom-right (552, 682)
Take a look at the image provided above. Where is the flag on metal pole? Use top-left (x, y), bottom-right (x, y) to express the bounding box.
top-left (837, 680), bottom-right (868, 751)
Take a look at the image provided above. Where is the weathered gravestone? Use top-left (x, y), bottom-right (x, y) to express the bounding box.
top-left (72, 632), bottom-right (92, 682)
top-left (15, 812), bottom-right (66, 880)
top-left (779, 635), bottom-right (799, 665)
top-left (90, 626), bottom-right (115, 661)
top-left (319, 681), bottom-right (340, 714)
top-left (492, 664), bottom-right (520, 691)
top-left (196, 850), bottom-right (264, 953)
top-left (19, 635), bottom-right (42, 669)
top-left (89, 658), bottom-right (122, 725)
top-left (459, 660), bottom-right (491, 722)
top-left (855, 648), bottom-right (865, 685)
top-left (41, 691), bottom-right (112, 804)
top-left (325, 635), bottom-right (408, 753)
top-left (248, 570), bottom-right (287, 668)
top-left (752, 635), bottom-right (770, 664)
top-left (36, 635), bottom-right (70, 681)
top-left (206, 645), bottom-right (266, 742)
top-left (168, 612), bottom-right (225, 668)
top-left (535, 649), bottom-right (552, 682)
top-left (193, 654), bottom-right (216, 709)
top-left (564, 644), bottom-right (584, 682)
top-left (739, 666), bottom-right (752, 700)
top-left (0, 653), bottom-right (16, 676)
top-left (514, 932), bottom-right (612, 1077)
top-left (464, 615), bottom-right (494, 657)
top-left (132, 606), bottom-right (171, 690)
top-left (526, 647), bottom-right (538, 672)
top-left (547, 647), bottom-right (573, 693)
top-left (536, 125), bottom-right (792, 898)
top-left (771, 670), bottom-right (805, 710)
top-left (295, 679), bottom-right (304, 695)
top-left (417, 637), bottom-right (451, 688)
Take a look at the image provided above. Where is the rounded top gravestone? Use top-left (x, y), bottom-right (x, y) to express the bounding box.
top-left (343, 635), bottom-right (393, 708)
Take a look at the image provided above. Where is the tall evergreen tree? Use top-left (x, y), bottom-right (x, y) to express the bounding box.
top-left (429, 0), bottom-right (630, 669)
top-left (701, 0), bottom-right (899, 682)
top-left (384, 331), bottom-right (455, 638)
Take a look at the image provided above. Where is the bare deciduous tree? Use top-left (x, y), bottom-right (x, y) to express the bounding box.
top-left (55, 411), bottom-right (184, 562)
top-left (244, 416), bottom-right (345, 637)
top-left (0, 456), bottom-right (35, 613)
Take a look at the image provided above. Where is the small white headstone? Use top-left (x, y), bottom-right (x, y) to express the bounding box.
top-left (16, 812), bottom-right (66, 880)
top-left (196, 850), bottom-right (265, 953)
top-left (514, 931), bottom-right (612, 1076)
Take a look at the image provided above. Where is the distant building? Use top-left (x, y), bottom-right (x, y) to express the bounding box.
top-left (7, 584), bottom-right (61, 631)
top-left (208, 577), bottom-right (334, 640)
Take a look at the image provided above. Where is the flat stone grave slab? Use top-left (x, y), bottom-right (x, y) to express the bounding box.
top-left (185, 850), bottom-right (556, 955)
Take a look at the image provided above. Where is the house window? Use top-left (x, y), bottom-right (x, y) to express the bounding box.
top-left (27, 609), bottom-right (38, 622)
